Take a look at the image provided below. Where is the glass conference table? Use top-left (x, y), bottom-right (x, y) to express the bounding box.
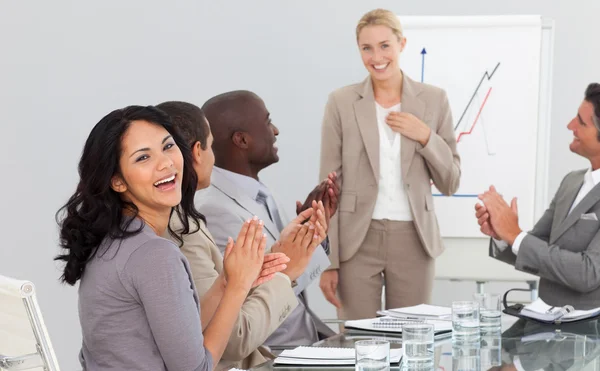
top-left (251, 315), bottom-right (600, 371)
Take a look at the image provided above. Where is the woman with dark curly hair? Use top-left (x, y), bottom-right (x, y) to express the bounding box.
top-left (55, 105), bottom-right (274, 371)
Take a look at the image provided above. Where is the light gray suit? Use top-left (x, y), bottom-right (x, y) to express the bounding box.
top-left (491, 169), bottom-right (600, 310)
top-left (195, 167), bottom-right (335, 347)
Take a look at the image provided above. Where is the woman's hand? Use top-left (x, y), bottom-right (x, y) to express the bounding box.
top-left (222, 217), bottom-right (267, 292)
top-left (385, 112), bottom-right (431, 146)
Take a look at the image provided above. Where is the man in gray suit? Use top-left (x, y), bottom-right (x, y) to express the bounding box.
top-left (197, 90), bottom-right (338, 347)
top-left (476, 83), bottom-right (600, 310)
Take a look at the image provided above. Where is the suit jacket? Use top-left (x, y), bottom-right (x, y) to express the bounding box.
top-left (319, 73), bottom-right (461, 268)
top-left (166, 216), bottom-right (298, 370)
top-left (195, 168), bottom-right (336, 346)
top-left (491, 169), bottom-right (600, 310)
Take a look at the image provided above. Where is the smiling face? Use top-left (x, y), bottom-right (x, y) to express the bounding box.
top-left (567, 100), bottom-right (600, 162)
top-left (111, 120), bottom-right (184, 215)
top-left (358, 24), bottom-right (405, 83)
top-left (244, 96), bottom-right (280, 168)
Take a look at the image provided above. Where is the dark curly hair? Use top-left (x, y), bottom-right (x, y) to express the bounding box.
top-left (55, 105), bottom-right (203, 285)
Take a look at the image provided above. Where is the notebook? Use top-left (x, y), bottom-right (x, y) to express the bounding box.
top-left (383, 304), bottom-right (452, 320)
top-left (518, 298), bottom-right (600, 323)
top-left (344, 316), bottom-right (453, 335)
top-left (273, 346), bottom-right (403, 365)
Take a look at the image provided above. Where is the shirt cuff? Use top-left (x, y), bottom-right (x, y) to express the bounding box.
top-left (511, 232), bottom-right (528, 255)
top-left (492, 238), bottom-right (509, 252)
top-left (274, 272), bottom-right (292, 286)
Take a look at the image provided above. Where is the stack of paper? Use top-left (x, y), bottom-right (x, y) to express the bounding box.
top-left (381, 304), bottom-right (452, 320)
top-left (273, 346), bottom-right (403, 365)
top-left (520, 298), bottom-right (600, 323)
top-left (344, 316), bottom-right (452, 335)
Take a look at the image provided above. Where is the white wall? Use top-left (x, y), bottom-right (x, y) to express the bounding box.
top-left (1, 1), bottom-right (599, 369)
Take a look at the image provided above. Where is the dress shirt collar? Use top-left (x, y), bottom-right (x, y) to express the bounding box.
top-left (213, 166), bottom-right (269, 201)
top-left (586, 167), bottom-right (600, 187)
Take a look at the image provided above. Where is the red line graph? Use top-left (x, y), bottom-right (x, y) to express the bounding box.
top-left (456, 87), bottom-right (492, 143)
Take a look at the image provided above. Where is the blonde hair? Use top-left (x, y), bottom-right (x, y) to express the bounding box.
top-left (356, 9), bottom-right (403, 42)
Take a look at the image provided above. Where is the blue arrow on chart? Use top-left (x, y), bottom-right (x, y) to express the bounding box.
top-left (420, 48), bottom-right (427, 82)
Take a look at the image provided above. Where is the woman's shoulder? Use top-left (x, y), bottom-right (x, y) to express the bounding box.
top-left (328, 79), bottom-right (367, 102)
top-left (102, 221), bottom-right (183, 271)
top-left (129, 226), bottom-right (182, 264)
top-left (407, 76), bottom-right (447, 100)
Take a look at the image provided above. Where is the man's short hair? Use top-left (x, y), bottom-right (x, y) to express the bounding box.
top-left (585, 84), bottom-right (600, 140)
top-left (156, 101), bottom-right (210, 149)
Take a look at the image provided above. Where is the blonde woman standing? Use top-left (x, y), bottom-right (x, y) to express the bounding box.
top-left (318, 9), bottom-right (461, 320)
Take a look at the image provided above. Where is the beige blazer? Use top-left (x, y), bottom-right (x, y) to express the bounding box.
top-left (167, 216), bottom-right (298, 370)
top-left (319, 73), bottom-right (461, 269)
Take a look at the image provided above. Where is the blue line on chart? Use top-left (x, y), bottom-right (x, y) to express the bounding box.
top-left (420, 48), bottom-right (427, 82)
top-left (433, 194), bottom-right (479, 198)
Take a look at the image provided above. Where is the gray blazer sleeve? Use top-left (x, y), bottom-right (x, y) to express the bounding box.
top-left (489, 177), bottom-right (559, 266)
top-left (516, 231), bottom-right (600, 294)
top-left (123, 240), bottom-right (213, 371)
top-left (513, 175), bottom-right (600, 293)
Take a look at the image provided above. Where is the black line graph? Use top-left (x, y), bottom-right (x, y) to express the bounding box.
top-left (454, 62), bottom-right (501, 132)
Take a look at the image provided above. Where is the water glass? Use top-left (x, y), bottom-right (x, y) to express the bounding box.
top-left (402, 323), bottom-right (434, 369)
top-left (473, 293), bottom-right (502, 333)
top-left (480, 332), bottom-right (502, 368)
top-left (452, 342), bottom-right (481, 371)
top-left (355, 340), bottom-right (390, 371)
top-left (452, 301), bottom-right (480, 344)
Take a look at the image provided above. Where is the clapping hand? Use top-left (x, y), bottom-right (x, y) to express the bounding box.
top-left (272, 207), bottom-right (324, 281)
top-left (296, 171), bottom-right (340, 231)
top-left (222, 217), bottom-right (267, 292)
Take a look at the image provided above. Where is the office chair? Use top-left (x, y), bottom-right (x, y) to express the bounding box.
top-left (0, 274), bottom-right (60, 371)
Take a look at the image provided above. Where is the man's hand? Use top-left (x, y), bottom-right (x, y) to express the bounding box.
top-left (251, 252), bottom-right (290, 288)
top-left (272, 208), bottom-right (322, 281)
top-left (319, 269), bottom-right (342, 308)
top-left (296, 181), bottom-right (327, 216)
top-left (475, 202), bottom-right (499, 239)
top-left (478, 186), bottom-right (521, 245)
top-left (305, 200), bottom-right (328, 245)
top-left (322, 172), bottom-right (340, 227)
top-left (296, 171), bottom-right (340, 230)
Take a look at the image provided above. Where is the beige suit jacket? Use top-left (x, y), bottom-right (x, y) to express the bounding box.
top-left (319, 73), bottom-right (461, 269)
top-left (167, 216), bottom-right (298, 370)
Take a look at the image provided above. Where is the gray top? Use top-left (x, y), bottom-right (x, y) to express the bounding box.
top-left (78, 218), bottom-right (213, 371)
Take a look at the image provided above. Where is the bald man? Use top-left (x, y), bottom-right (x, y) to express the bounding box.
top-left (197, 90), bottom-right (338, 347)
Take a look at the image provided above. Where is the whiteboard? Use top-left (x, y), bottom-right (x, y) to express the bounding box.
top-left (397, 15), bottom-right (554, 237)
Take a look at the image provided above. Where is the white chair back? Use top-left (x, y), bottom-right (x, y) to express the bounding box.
top-left (0, 275), bottom-right (60, 371)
